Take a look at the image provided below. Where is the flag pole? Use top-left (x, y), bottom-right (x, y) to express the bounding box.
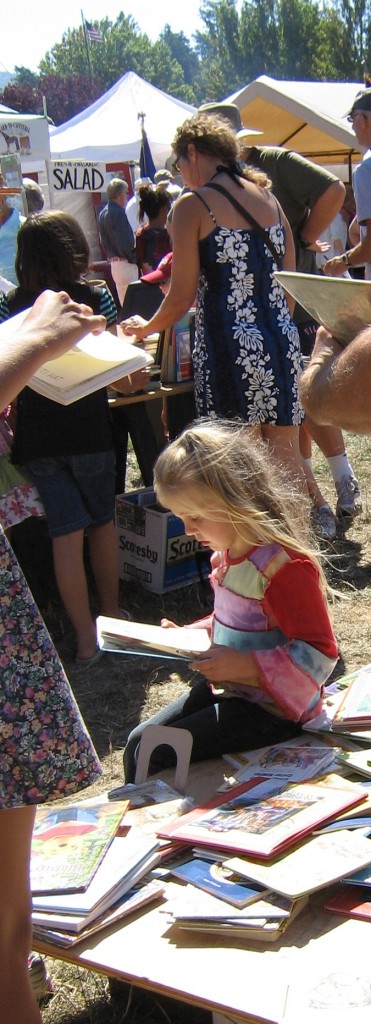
top-left (81, 10), bottom-right (93, 88)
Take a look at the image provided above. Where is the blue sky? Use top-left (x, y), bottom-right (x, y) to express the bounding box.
top-left (1, 2), bottom-right (208, 75)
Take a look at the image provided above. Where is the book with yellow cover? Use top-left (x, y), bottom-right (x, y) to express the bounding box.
top-left (0, 309), bottom-right (152, 404)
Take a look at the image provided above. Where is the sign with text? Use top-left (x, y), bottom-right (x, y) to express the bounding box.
top-left (52, 160), bottom-right (108, 193)
top-left (0, 115), bottom-right (50, 160)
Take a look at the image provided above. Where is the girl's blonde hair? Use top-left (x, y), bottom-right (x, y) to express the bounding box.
top-left (154, 418), bottom-right (328, 595)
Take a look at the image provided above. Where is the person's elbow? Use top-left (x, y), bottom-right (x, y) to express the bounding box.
top-left (326, 179), bottom-right (346, 216)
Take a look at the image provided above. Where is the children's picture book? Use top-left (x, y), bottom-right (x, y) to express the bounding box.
top-left (223, 742), bottom-right (337, 786)
top-left (223, 828), bottom-right (371, 900)
top-left (32, 834), bottom-right (160, 918)
top-left (170, 857), bottom-right (271, 908)
top-left (325, 885), bottom-right (371, 922)
top-left (158, 775), bottom-right (366, 860)
top-left (274, 271), bottom-right (371, 347)
top-left (0, 309), bottom-right (152, 405)
top-left (30, 799), bottom-right (128, 895)
top-left (332, 667), bottom-right (371, 731)
top-left (32, 878), bottom-right (165, 944)
top-left (97, 615), bottom-right (211, 660)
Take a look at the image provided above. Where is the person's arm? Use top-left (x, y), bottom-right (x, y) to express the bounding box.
top-left (324, 219), bottom-right (371, 277)
top-left (121, 193), bottom-right (201, 340)
top-left (348, 215), bottom-right (360, 247)
top-left (281, 210), bottom-right (297, 315)
top-left (299, 179), bottom-right (346, 249)
top-left (0, 290), bottom-right (106, 412)
top-left (300, 324), bottom-right (371, 431)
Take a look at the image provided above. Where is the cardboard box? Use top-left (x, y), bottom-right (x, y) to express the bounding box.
top-left (116, 488), bottom-right (211, 594)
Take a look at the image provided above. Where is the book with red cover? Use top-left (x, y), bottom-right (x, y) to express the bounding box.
top-left (158, 775), bottom-right (367, 861)
top-left (325, 886), bottom-right (371, 921)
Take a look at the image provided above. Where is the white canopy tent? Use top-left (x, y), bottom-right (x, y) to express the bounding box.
top-left (50, 71), bottom-right (196, 167)
top-left (227, 77), bottom-right (363, 178)
top-left (48, 71), bottom-right (196, 260)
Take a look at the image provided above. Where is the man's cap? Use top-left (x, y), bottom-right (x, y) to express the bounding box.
top-left (346, 88), bottom-right (371, 117)
top-left (198, 102), bottom-right (262, 138)
top-left (134, 176), bottom-right (152, 192)
top-left (154, 169), bottom-right (172, 184)
top-left (141, 251), bottom-right (173, 285)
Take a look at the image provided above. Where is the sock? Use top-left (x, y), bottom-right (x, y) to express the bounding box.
top-left (326, 453), bottom-right (354, 484)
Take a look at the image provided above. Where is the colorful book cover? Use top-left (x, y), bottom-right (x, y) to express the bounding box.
top-left (158, 775), bottom-right (366, 860)
top-left (32, 835), bottom-right (160, 916)
top-left (170, 858), bottom-right (270, 907)
top-left (31, 799), bottom-right (128, 895)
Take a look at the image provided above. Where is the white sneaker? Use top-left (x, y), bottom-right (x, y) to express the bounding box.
top-left (335, 475), bottom-right (362, 519)
top-left (311, 504), bottom-right (337, 541)
top-left (28, 952), bottom-right (53, 1005)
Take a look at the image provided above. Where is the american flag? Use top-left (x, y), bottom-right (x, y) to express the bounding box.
top-left (84, 19), bottom-right (104, 43)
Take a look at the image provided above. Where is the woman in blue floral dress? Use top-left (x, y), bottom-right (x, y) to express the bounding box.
top-left (122, 113), bottom-right (304, 486)
top-left (0, 291), bottom-right (105, 1024)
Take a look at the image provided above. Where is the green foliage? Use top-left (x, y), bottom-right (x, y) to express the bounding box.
top-left (3, 1), bottom-right (370, 127)
top-left (0, 75), bottom-right (102, 124)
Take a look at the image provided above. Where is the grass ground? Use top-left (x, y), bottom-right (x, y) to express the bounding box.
top-left (16, 432), bottom-right (371, 1023)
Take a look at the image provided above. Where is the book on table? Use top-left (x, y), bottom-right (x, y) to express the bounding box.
top-left (0, 309), bottom-right (152, 405)
top-left (274, 271), bottom-right (371, 346)
top-left (32, 878), bottom-right (165, 946)
top-left (325, 885), bottom-right (371, 922)
top-left (31, 798), bottom-right (128, 895)
top-left (331, 666), bottom-right (371, 731)
top-left (32, 833), bottom-right (160, 923)
top-left (157, 774), bottom-right (367, 860)
top-left (165, 882), bottom-right (308, 942)
top-left (97, 615), bottom-right (211, 660)
top-left (222, 740), bottom-right (337, 786)
top-left (335, 748), bottom-right (371, 778)
top-left (170, 857), bottom-right (271, 908)
top-left (223, 828), bottom-right (371, 900)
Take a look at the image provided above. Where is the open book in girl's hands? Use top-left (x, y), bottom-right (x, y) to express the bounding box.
top-left (96, 615), bottom-right (211, 661)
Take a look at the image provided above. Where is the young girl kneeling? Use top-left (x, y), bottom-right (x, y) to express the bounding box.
top-left (123, 419), bottom-right (338, 781)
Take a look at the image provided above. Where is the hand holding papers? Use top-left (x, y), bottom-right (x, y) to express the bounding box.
top-left (275, 272), bottom-right (371, 347)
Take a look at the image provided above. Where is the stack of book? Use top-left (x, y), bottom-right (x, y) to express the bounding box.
top-left (154, 761), bottom-right (371, 942)
top-left (31, 797), bottom-right (163, 948)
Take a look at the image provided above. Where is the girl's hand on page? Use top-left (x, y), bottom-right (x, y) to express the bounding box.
top-left (160, 618), bottom-right (178, 628)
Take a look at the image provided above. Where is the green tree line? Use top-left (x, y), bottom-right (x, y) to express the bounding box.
top-left (1, 0), bottom-right (370, 125)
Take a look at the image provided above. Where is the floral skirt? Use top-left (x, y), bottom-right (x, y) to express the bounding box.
top-left (0, 528), bottom-right (102, 807)
top-left (0, 454), bottom-right (44, 529)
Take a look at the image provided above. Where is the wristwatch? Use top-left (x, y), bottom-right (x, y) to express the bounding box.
top-left (341, 251), bottom-right (351, 266)
top-left (299, 236), bottom-right (312, 249)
